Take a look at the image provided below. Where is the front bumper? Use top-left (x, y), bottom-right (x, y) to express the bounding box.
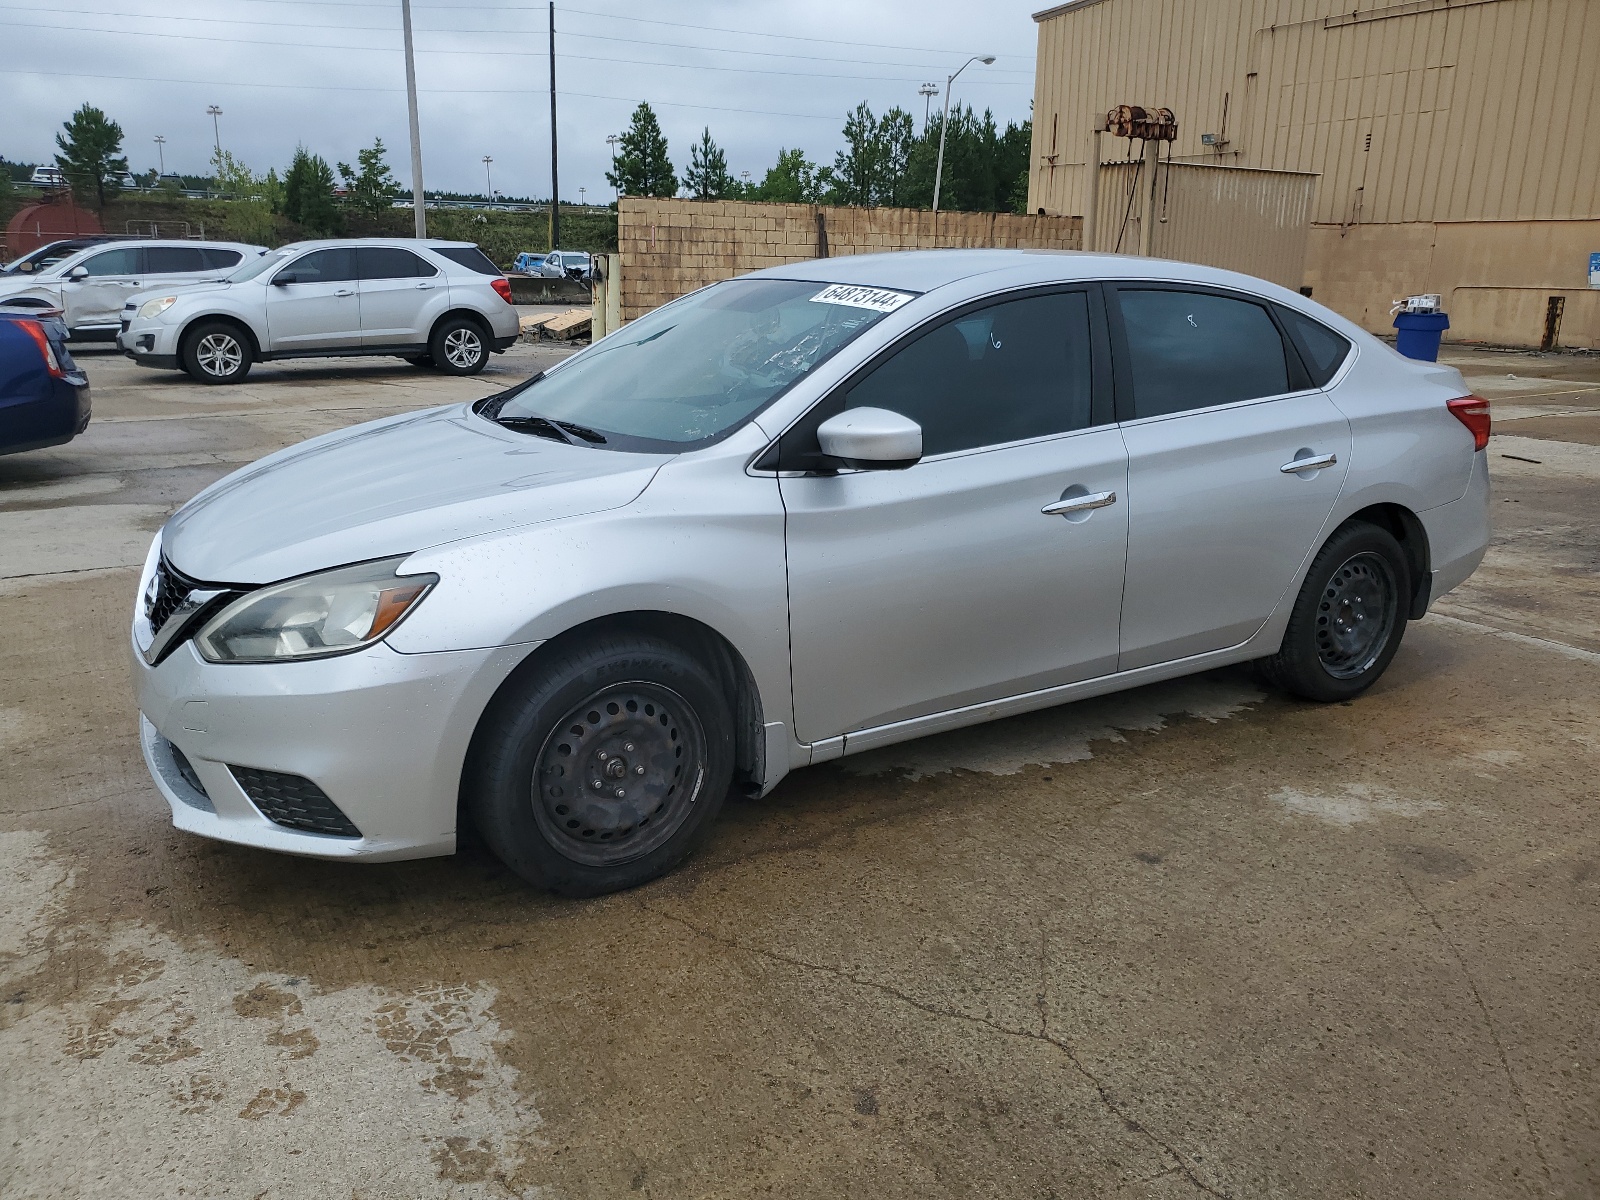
top-left (133, 630), bottom-right (536, 862)
top-left (117, 317), bottom-right (181, 369)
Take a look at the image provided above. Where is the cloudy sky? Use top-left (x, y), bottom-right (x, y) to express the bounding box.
top-left (3, 0), bottom-right (1042, 201)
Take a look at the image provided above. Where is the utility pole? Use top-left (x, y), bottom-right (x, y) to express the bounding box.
top-left (206, 106), bottom-right (222, 161)
top-left (400, 0), bottom-right (427, 238)
top-left (483, 155), bottom-right (494, 199)
top-left (932, 55), bottom-right (993, 214)
top-left (918, 83), bottom-right (938, 131)
top-left (154, 134), bottom-right (166, 175)
top-left (606, 133), bottom-right (619, 200)
top-left (548, 1), bottom-right (560, 251)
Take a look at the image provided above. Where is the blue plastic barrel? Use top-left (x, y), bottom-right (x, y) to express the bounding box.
top-left (1394, 310), bottom-right (1449, 361)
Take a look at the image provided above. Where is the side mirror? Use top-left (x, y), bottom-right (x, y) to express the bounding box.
top-left (271, 273), bottom-right (296, 286)
top-left (17, 262), bottom-right (33, 273)
top-left (816, 407), bottom-right (923, 470)
top-left (67, 265), bottom-right (89, 281)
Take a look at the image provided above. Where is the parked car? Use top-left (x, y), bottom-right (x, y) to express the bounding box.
top-left (117, 238), bottom-right (519, 383)
top-left (0, 304), bottom-right (90, 456)
top-left (1, 236), bottom-right (122, 276)
top-left (0, 240), bottom-right (266, 342)
top-left (130, 250), bottom-right (1491, 896)
top-left (512, 252), bottom-right (546, 275)
top-left (536, 249), bottom-right (592, 281)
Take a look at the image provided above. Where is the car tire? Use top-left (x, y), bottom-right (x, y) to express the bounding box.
top-left (1258, 520), bottom-right (1411, 703)
top-left (402, 353), bottom-right (433, 368)
top-left (465, 635), bottom-right (735, 896)
top-left (429, 316), bottom-right (489, 376)
top-left (181, 321), bottom-right (253, 384)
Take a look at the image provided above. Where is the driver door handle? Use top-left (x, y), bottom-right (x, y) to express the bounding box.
top-left (334, 288), bottom-right (356, 297)
top-left (1042, 490), bottom-right (1117, 516)
top-left (1280, 452), bottom-right (1337, 474)
top-left (414, 282), bottom-right (435, 290)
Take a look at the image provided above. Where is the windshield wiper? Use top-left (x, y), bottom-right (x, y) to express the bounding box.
top-left (493, 413), bottom-right (607, 446)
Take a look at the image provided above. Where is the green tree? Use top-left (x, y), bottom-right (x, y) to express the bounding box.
top-left (283, 146), bottom-right (343, 235)
top-left (209, 149), bottom-right (277, 244)
top-left (827, 103), bottom-right (917, 207)
top-left (683, 127), bottom-right (734, 200)
top-left (607, 103), bottom-right (677, 198)
top-left (337, 138), bottom-right (400, 218)
top-left (751, 148), bottom-right (823, 204)
top-left (54, 104), bottom-right (128, 209)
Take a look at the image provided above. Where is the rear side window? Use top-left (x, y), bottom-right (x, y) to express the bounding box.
top-left (200, 248), bottom-right (244, 270)
top-left (1116, 288), bottom-right (1290, 418)
top-left (1276, 305), bottom-right (1351, 387)
top-left (281, 247), bottom-right (357, 283)
top-left (146, 246), bottom-right (207, 273)
top-left (432, 246), bottom-right (501, 275)
top-left (79, 247), bottom-right (142, 276)
top-left (842, 290), bottom-right (1094, 456)
top-left (359, 246), bottom-right (438, 279)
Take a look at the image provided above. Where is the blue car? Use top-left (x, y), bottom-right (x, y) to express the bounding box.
top-left (0, 305), bottom-right (90, 456)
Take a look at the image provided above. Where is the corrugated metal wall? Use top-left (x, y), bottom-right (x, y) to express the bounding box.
top-left (1030, 0), bottom-right (1599, 226)
top-left (1092, 161), bottom-right (1317, 286)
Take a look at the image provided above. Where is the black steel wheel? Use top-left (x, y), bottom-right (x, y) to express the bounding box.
top-left (532, 682), bottom-right (707, 867)
top-left (1259, 520), bottom-right (1411, 703)
top-left (465, 634), bottom-right (735, 895)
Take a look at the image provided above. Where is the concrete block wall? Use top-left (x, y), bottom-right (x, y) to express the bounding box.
top-left (617, 199), bottom-right (1082, 320)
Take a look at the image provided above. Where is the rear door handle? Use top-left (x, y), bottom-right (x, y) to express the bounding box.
top-left (415, 283), bottom-right (435, 290)
top-left (334, 288), bottom-right (356, 297)
top-left (1042, 490), bottom-right (1116, 516)
top-left (1280, 452), bottom-right (1338, 474)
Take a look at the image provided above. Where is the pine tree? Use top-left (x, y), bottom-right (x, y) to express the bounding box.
top-left (284, 146), bottom-right (343, 235)
top-left (54, 104), bottom-right (128, 210)
top-left (607, 103), bottom-right (677, 198)
top-left (337, 138), bottom-right (400, 218)
top-left (750, 148), bottom-right (823, 204)
top-left (683, 127), bottom-right (734, 200)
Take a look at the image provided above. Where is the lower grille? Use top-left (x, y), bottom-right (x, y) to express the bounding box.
top-left (230, 766), bottom-right (361, 838)
top-left (170, 744), bottom-right (208, 798)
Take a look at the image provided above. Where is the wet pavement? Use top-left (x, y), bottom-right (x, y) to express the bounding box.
top-left (1, 343), bottom-right (1597, 1198)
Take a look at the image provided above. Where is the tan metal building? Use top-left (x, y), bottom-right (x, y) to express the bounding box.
top-left (1028, 0), bottom-right (1600, 348)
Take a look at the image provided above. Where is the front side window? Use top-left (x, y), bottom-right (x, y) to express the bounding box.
top-left (146, 246), bottom-right (207, 274)
top-left (359, 246), bottom-right (436, 279)
top-left (1117, 288), bottom-right (1290, 418)
top-left (79, 247), bottom-right (142, 277)
top-left (280, 247), bottom-right (357, 284)
top-left (489, 278), bottom-right (911, 450)
top-left (839, 290), bottom-right (1094, 457)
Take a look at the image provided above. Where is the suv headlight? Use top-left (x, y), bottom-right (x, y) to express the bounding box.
top-left (194, 557), bottom-right (437, 664)
top-left (138, 296), bottom-right (177, 318)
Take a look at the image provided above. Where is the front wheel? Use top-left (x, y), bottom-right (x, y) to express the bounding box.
top-left (465, 635), bottom-right (735, 896)
top-left (181, 321), bottom-right (253, 384)
top-left (429, 317), bottom-right (489, 376)
top-left (1258, 521), bottom-right (1410, 703)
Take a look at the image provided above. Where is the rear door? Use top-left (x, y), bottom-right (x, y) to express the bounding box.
top-left (263, 247), bottom-right (361, 351)
top-left (1110, 283), bottom-right (1352, 670)
top-left (144, 245), bottom-right (213, 288)
top-left (357, 246), bottom-right (440, 346)
top-left (63, 246), bottom-right (145, 330)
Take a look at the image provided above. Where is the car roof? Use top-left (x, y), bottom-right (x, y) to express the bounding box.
top-left (280, 238), bottom-right (482, 251)
top-left (743, 248), bottom-right (1304, 300)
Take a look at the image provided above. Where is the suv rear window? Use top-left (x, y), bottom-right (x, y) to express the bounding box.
top-left (432, 246), bottom-right (502, 275)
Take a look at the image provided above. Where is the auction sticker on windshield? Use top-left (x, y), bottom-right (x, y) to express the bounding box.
top-left (810, 284), bottom-right (914, 313)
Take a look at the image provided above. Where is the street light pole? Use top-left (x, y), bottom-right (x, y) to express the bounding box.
top-left (483, 155), bottom-right (494, 199)
top-left (931, 55), bottom-right (994, 214)
top-left (154, 135), bottom-right (166, 175)
top-left (548, 1), bottom-right (560, 251)
top-left (606, 133), bottom-right (619, 201)
top-left (400, 0), bottom-right (427, 238)
top-left (205, 106), bottom-right (222, 161)
top-left (918, 83), bottom-right (938, 131)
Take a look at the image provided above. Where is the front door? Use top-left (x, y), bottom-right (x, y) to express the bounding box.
top-left (63, 245), bottom-right (145, 330)
top-left (780, 287), bottom-right (1128, 744)
top-left (264, 247), bottom-right (361, 351)
top-left (1110, 284), bottom-right (1353, 670)
top-left (357, 245), bottom-right (439, 346)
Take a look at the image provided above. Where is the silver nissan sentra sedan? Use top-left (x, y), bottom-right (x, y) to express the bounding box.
top-left (131, 250), bottom-right (1491, 895)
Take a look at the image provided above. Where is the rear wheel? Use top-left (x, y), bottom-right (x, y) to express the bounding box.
top-left (1258, 521), bottom-right (1410, 702)
top-left (466, 635), bottom-right (734, 896)
top-left (429, 316), bottom-right (489, 376)
top-left (181, 321), bottom-right (252, 384)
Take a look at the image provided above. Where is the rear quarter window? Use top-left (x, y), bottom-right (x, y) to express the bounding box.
top-left (1275, 305), bottom-right (1353, 387)
top-left (432, 246), bottom-right (502, 275)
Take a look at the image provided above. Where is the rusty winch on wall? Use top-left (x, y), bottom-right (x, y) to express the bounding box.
top-left (1105, 105), bottom-right (1178, 141)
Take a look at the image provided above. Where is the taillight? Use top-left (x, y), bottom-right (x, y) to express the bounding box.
top-left (16, 318), bottom-right (65, 379)
top-left (1447, 395), bottom-right (1491, 451)
top-left (490, 276), bottom-right (513, 304)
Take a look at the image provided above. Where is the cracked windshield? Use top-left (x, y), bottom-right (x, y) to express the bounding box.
top-left (494, 278), bottom-right (912, 447)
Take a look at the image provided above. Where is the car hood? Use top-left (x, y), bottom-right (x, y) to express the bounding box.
top-left (162, 403), bottom-right (670, 583)
top-left (128, 280), bottom-right (233, 307)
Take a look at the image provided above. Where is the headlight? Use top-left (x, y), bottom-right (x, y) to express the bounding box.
top-left (194, 557), bottom-right (437, 664)
top-left (138, 296), bottom-right (177, 318)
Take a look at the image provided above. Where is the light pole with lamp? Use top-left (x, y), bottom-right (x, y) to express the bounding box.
top-left (205, 106), bottom-right (223, 160)
top-left (918, 82), bottom-right (939, 131)
top-left (606, 133), bottom-right (619, 199)
top-left (482, 155), bottom-right (494, 200)
top-left (154, 135), bottom-right (166, 175)
top-left (931, 55), bottom-right (994, 214)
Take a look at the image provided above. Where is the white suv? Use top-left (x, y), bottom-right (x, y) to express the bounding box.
top-left (0, 240), bottom-right (268, 341)
top-left (117, 238), bottom-right (521, 384)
